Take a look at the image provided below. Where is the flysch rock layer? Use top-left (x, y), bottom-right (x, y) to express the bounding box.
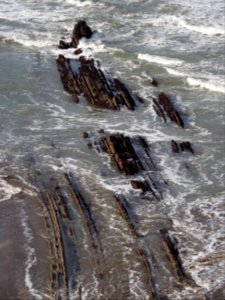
top-left (84, 131), bottom-right (164, 200)
top-left (113, 194), bottom-right (209, 300)
top-left (171, 140), bottom-right (194, 154)
top-left (0, 173), bottom-right (207, 300)
top-left (153, 92), bottom-right (184, 128)
top-left (57, 21), bottom-right (140, 110)
top-left (57, 55), bottom-right (138, 110)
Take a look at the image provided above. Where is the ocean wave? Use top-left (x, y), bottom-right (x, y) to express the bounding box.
top-left (0, 33), bottom-right (54, 48)
top-left (165, 67), bottom-right (186, 77)
top-left (138, 53), bottom-right (184, 66)
top-left (187, 77), bottom-right (225, 94)
top-left (166, 67), bottom-right (225, 94)
top-left (172, 194), bottom-right (225, 294)
top-left (65, 0), bottom-right (93, 6)
top-left (152, 15), bottom-right (225, 36)
top-left (175, 16), bottom-right (225, 36)
top-left (0, 176), bottom-right (21, 202)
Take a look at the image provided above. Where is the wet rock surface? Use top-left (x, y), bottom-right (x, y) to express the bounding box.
top-left (0, 164), bottom-right (210, 300)
top-left (153, 92), bottom-right (184, 128)
top-left (171, 140), bottom-right (194, 154)
top-left (72, 20), bottom-right (93, 48)
top-left (1, 172), bottom-right (209, 299)
top-left (85, 131), bottom-right (164, 200)
top-left (28, 170), bottom-right (106, 298)
top-left (112, 193), bottom-right (206, 299)
top-left (57, 55), bottom-right (138, 110)
top-left (58, 20), bottom-right (93, 49)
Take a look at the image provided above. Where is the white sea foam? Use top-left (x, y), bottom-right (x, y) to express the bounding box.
top-left (174, 16), bottom-right (225, 36)
top-left (152, 15), bottom-right (225, 36)
top-left (65, 0), bottom-right (93, 6)
top-left (138, 53), bottom-right (183, 66)
top-left (70, 271), bottom-right (100, 299)
top-left (166, 67), bottom-right (186, 77)
top-left (129, 269), bottom-right (150, 299)
top-left (175, 195), bottom-right (225, 293)
top-left (187, 77), bottom-right (225, 94)
top-left (0, 176), bottom-right (21, 202)
top-left (166, 67), bottom-right (225, 94)
top-left (20, 208), bottom-right (43, 300)
top-left (0, 31), bottom-right (54, 49)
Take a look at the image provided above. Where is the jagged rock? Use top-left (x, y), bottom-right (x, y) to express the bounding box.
top-left (85, 131), bottom-right (163, 200)
top-left (114, 194), bottom-right (141, 238)
top-left (71, 20), bottom-right (93, 48)
top-left (58, 20), bottom-right (93, 49)
top-left (171, 140), bottom-right (180, 153)
top-left (57, 55), bottom-right (138, 110)
top-left (160, 228), bottom-right (193, 284)
top-left (171, 140), bottom-right (194, 154)
top-left (180, 141), bottom-right (194, 154)
top-left (97, 133), bottom-right (155, 175)
top-left (153, 92), bottom-right (184, 128)
top-left (56, 54), bottom-right (80, 102)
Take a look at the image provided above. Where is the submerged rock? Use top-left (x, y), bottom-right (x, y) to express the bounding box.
top-left (150, 77), bottom-right (158, 87)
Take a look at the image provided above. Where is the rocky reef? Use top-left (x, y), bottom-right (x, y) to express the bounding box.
top-left (57, 55), bottom-right (138, 110)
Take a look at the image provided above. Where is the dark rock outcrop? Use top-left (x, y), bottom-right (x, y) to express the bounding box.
top-left (71, 20), bottom-right (93, 48)
top-left (57, 55), bottom-right (138, 110)
top-left (114, 194), bottom-right (141, 238)
top-left (58, 20), bottom-right (93, 49)
top-left (150, 77), bottom-right (158, 87)
top-left (85, 131), bottom-right (163, 199)
top-left (180, 141), bottom-right (194, 154)
top-left (58, 40), bottom-right (72, 49)
top-left (97, 133), bottom-right (156, 175)
top-left (171, 140), bottom-right (194, 154)
top-left (153, 92), bottom-right (184, 128)
top-left (160, 228), bottom-right (194, 284)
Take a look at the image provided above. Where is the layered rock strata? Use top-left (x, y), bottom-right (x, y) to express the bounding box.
top-left (171, 140), bottom-right (194, 154)
top-left (153, 92), bottom-right (184, 128)
top-left (57, 55), bottom-right (138, 110)
top-left (84, 131), bottom-right (163, 200)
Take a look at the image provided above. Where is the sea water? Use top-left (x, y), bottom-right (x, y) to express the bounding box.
top-left (0, 0), bottom-right (224, 299)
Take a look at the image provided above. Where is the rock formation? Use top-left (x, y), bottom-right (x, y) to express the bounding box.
top-left (153, 92), bottom-right (184, 128)
top-left (57, 55), bottom-right (138, 110)
top-left (58, 20), bottom-right (93, 49)
top-left (84, 131), bottom-right (163, 199)
top-left (171, 140), bottom-right (194, 154)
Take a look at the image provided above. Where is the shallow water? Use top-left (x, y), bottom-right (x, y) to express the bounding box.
top-left (0, 0), bottom-right (225, 299)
